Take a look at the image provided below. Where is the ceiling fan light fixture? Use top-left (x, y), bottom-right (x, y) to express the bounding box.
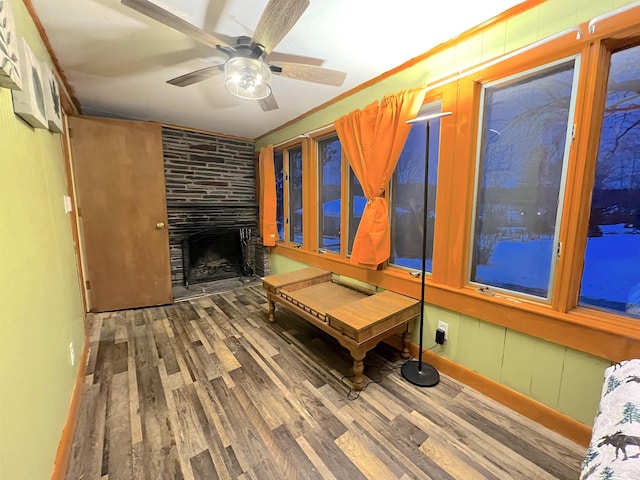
top-left (224, 57), bottom-right (272, 100)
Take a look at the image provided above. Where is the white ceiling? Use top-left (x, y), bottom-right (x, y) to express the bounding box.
top-left (30, 0), bottom-right (525, 139)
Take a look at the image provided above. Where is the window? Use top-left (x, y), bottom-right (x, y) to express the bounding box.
top-left (263, 12), bottom-right (640, 362)
top-left (318, 135), bottom-right (342, 253)
top-left (274, 151), bottom-right (284, 241)
top-left (347, 169), bottom-right (365, 256)
top-left (470, 59), bottom-right (579, 299)
top-left (390, 103), bottom-right (442, 272)
top-left (288, 145), bottom-right (303, 245)
top-left (580, 45), bottom-right (640, 319)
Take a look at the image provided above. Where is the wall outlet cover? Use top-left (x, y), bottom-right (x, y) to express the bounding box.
top-left (437, 320), bottom-right (449, 339)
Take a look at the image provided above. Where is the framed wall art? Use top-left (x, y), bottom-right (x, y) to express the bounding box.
top-left (0, 0), bottom-right (22, 90)
top-left (12, 36), bottom-right (47, 129)
top-left (43, 66), bottom-right (62, 133)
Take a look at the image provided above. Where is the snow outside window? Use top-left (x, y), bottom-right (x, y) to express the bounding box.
top-left (318, 135), bottom-right (342, 253)
top-left (288, 146), bottom-right (303, 245)
top-left (389, 102), bottom-right (442, 272)
top-left (580, 45), bottom-right (640, 319)
top-left (469, 58), bottom-right (579, 300)
top-left (274, 151), bottom-right (284, 241)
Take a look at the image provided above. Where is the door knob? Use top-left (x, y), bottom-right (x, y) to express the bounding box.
top-left (156, 222), bottom-right (166, 229)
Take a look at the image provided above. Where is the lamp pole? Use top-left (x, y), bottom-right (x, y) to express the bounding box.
top-left (401, 111), bottom-right (452, 387)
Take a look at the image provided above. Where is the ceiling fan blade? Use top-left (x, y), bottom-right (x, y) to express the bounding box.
top-left (121, 0), bottom-right (234, 49)
top-left (266, 51), bottom-right (324, 67)
top-left (167, 65), bottom-right (224, 87)
top-left (253, 0), bottom-right (310, 53)
top-left (272, 62), bottom-right (346, 87)
top-left (259, 94), bottom-right (279, 111)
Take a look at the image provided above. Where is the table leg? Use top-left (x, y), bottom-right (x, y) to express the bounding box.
top-left (351, 348), bottom-right (366, 391)
top-left (268, 297), bottom-right (276, 323)
top-left (401, 328), bottom-right (411, 359)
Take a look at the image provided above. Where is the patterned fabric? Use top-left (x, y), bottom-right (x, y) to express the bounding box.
top-left (581, 359), bottom-right (640, 479)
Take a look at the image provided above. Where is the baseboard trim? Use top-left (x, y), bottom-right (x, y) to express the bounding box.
top-left (385, 337), bottom-right (592, 447)
top-left (51, 333), bottom-right (89, 479)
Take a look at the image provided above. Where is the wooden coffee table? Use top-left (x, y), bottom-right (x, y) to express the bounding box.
top-left (263, 267), bottom-right (419, 390)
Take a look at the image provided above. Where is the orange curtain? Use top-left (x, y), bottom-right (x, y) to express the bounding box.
top-left (259, 145), bottom-right (277, 246)
top-left (335, 88), bottom-right (426, 266)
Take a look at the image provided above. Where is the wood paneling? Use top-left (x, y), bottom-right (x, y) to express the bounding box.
top-left (474, 322), bottom-right (507, 382)
top-left (500, 329), bottom-right (536, 394)
top-left (456, 315), bottom-right (481, 368)
top-left (529, 340), bottom-right (565, 407)
top-left (557, 349), bottom-right (610, 424)
top-left (412, 348), bottom-right (593, 447)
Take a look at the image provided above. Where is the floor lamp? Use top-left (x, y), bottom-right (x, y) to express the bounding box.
top-left (400, 111), bottom-right (452, 387)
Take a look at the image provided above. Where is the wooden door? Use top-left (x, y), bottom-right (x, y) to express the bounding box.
top-left (69, 116), bottom-right (172, 312)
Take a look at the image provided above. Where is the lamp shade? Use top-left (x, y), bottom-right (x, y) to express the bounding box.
top-left (224, 57), bottom-right (272, 100)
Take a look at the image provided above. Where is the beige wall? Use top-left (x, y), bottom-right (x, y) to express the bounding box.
top-left (0, 1), bottom-right (86, 478)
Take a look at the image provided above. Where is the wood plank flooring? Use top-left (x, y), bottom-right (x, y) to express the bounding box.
top-left (65, 284), bottom-right (586, 479)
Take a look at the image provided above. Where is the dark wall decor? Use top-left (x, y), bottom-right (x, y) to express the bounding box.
top-left (162, 126), bottom-right (268, 286)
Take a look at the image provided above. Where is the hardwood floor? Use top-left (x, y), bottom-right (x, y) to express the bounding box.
top-left (65, 284), bottom-right (586, 479)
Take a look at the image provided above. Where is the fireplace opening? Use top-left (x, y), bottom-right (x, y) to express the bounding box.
top-left (182, 229), bottom-right (247, 287)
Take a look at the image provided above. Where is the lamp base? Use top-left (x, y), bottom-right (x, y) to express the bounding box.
top-left (401, 360), bottom-right (440, 387)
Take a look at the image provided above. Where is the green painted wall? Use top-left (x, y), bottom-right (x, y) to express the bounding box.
top-left (0, 1), bottom-right (86, 478)
top-left (262, 0), bottom-right (636, 427)
top-left (256, 0), bottom-right (637, 151)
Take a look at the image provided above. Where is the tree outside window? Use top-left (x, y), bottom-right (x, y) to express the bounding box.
top-left (274, 151), bottom-right (284, 241)
top-left (390, 103), bottom-right (442, 272)
top-left (580, 45), bottom-right (640, 319)
top-left (470, 59), bottom-right (578, 299)
top-left (288, 146), bottom-right (303, 245)
top-left (318, 136), bottom-right (342, 253)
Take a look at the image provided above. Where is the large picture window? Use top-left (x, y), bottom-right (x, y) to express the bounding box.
top-left (288, 146), bottom-right (303, 245)
top-left (390, 103), bottom-right (442, 271)
top-left (580, 45), bottom-right (640, 319)
top-left (470, 59), bottom-right (578, 299)
top-left (263, 10), bottom-right (640, 363)
top-left (318, 135), bottom-right (342, 253)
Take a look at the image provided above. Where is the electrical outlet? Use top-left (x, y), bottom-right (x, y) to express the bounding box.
top-left (69, 342), bottom-right (75, 366)
top-left (437, 321), bottom-right (449, 340)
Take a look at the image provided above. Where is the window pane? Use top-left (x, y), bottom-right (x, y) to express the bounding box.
top-left (274, 151), bottom-right (284, 241)
top-left (390, 104), bottom-right (442, 271)
top-left (580, 45), bottom-right (640, 319)
top-left (470, 60), bottom-right (577, 299)
top-left (348, 169), bottom-right (365, 255)
top-left (288, 146), bottom-right (303, 244)
top-left (318, 136), bottom-right (342, 253)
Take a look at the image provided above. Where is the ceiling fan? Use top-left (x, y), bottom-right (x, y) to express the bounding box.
top-left (121, 0), bottom-right (347, 111)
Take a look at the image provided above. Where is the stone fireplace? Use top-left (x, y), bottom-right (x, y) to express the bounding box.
top-left (182, 228), bottom-right (251, 287)
top-left (162, 126), bottom-right (269, 288)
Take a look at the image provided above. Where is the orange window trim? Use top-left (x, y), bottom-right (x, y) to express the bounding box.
top-left (268, 5), bottom-right (640, 364)
top-left (272, 244), bottom-right (640, 362)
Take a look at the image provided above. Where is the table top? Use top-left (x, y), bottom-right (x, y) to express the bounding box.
top-left (262, 267), bottom-right (330, 290)
top-left (326, 290), bottom-right (420, 331)
top-left (281, 282), bottom-right (367, 317)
